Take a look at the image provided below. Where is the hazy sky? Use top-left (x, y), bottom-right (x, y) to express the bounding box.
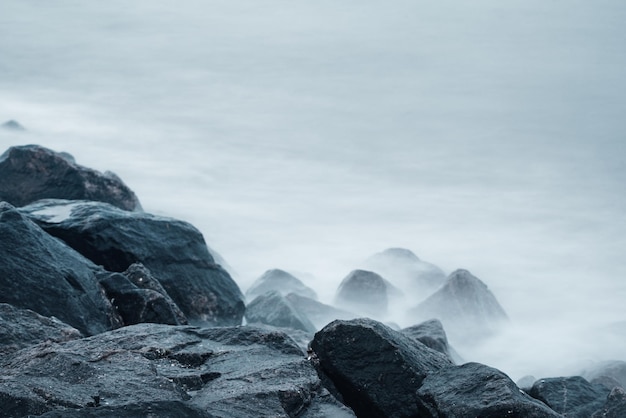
top-left (1, 0), bottom-right (625, 379)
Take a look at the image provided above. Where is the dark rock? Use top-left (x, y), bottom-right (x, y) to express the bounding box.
top-left (583, 360), bottom-right (626, 389)
top-left (0, 202), bottom-right (122, 335)
top-left (246, 268), bottom-right (318, 301)
top-left (529, 376), bottom-right (609, 417)
top-left (0, 144), bottom-right (141, 211)
top-left (592, 386), bottom-right (626, 418)
top-left (311, 318), bottom-right (452, 418)
top-left (0, 323), bottom-right (354, 418)
top-left (409, 269), bottom-right (508, 341)
top-left (245, 291), bottom-right (317, 333)
top-left (285, 293), bottom-right (355, 329)
top-left (1, 120), bottom-right (25, 131)
top-left (401, 319), bottom-right (462, 364)
top-left (363, 247), bottom-right (446, 296)
top-left (0, 303), bottom-right (82, 355)
top-left (21, 199), bottom-right (245, 327)
top-left (416, 362), bottom-right (561, 417)
top-left (334, 270), bottom-right (391, 317)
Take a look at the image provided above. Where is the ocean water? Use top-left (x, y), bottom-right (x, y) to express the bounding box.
top-left (1, 0), bottom-right (625, 380)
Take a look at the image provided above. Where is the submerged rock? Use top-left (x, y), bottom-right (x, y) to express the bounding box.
top-left (245, 291), bottom-right (317, 333)
top-left (0, 144), bottom-right (141, 211)
top-left (21, 199), bottom-right (245, 327)
top-left (334, 270), bottom-right (391, 317)
top-left (246, 269), bottom-right (318, 301)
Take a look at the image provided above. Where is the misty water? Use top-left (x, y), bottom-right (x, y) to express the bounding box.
top-left (1, 1), bottom-right (625, 381)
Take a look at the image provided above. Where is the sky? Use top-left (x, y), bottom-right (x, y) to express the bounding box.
top-left (1, 0), bottom-right (625, 380)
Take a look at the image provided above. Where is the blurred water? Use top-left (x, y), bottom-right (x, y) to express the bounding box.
top-left (1, 0), bottom-right (625, 380)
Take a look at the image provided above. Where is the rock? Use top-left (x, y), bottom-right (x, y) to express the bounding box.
top-left (0, 323), bottom-right (354, 418)
top-left (583, 360), bottom-right (626, 389)
top-left (592, 386), bottom-right (626, 418)
top-left (517, 375), bottom-right (538, 391)
top-left (246, 269), bottom-right (318, 301)
top-left (0, 303), bottom-right (82, 355)
top-left (1, 119), bottom-right (25, 131)
top-left (311, 318), bottom-right (452, 418)
top-left (245, 291), bottom-right (317, 333)
top-left (363, 248), bottom-right (446, 296)
top-left (529, 376), bottom-right (609, 417)
top-left (0, 202), bottom-right (122, 335)
top-left (285, 293), bottom-right (355, 330)
top-left (21, 199), bottom-right (245, 327)
top-left (401, 319), bottom-right (462, 364)
top-left (334, 270), bottom-right (392, 317)
top-left (409, 269), bottom-right (508, 341)
top-left (0, 144), bottom-right (141, 211)
top-left (416, 362), bottom-right (561, 417)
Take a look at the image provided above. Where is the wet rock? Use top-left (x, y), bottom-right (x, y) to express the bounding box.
top-left (0, 323), bottom-right (354, 418)
top-left (401, 319), bottom-right (462, 364)
top-left (0, 202), bottom-right (121, 335)
top-left (592, 386), bottom-right (626, 418)
top-left (529, 376), bottom-right (609, 417)
top-left (583, 360), bottom-right (626, 389)
top-left (1, 120), bottom-right (25, 131)
top-left (21, 199), bottom-right (245, 327)
top-left (0, 303), bottom-right (82, 355)
top-left (416, 362), bottom-right (561, 417)
top-left (311, 318), bottom-right (452, 418)
top-left (334, 270), bottom-right (392, 317)
top-left (0, 144), bottom-right (141, 211)
top-left (409, 269), bottom-right (508, 341)
top-left (285, 293), bottom-right (355, 330)
top-left (246, 269), bottom-right (318, 301)
top-left (245, 291), bottom-right (317, 333)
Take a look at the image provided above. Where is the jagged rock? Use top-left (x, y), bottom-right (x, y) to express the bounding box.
top-left (334, 270), bottom-right (393, 317)
top-left (285, 293), bottom-right (355, 330)
top-left (363, 248), bottom-right (446, 296)
top-left (0, 323), bottom-right (354, 418)
top-left (246, 269), bottom-right (318, 301)
top-left (245, 291), bottom-right (317, 333)
top-left (0, 202), bottom-right (121, 335)
top-left (311, 318), bottom-right (452, 418)
top-left (1, 120), bottom-right (25, 131)
top-left (416, 362), bottom-right (561, 417)
top-left (592, 386), bottom-right (626, 418)
top-left (409, 269), bottom-right (508, 341)
top-left (401, 319), bottom-right (462, 364)
top-left (0, 303), bottom-right (82, 355)
top-left (21, 199), bottom-right (245, 327)
top-left (583, 360), bottom-right (626, 389)
top-left (0, 144), bottom-right (141, 211)
top-left (529, 376), bottom-right (609, 417)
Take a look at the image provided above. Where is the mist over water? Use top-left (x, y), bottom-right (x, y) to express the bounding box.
top-left (2, 0), bottom-right (625, 381)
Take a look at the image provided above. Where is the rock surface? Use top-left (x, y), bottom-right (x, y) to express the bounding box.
top-left (21, 199), bottom-right (245, 327)
top-left (583, 360), bottom-right (626, 389)
top-left (334, 270), bottom-right (391, 317)
top-left (285, 293), bottom-right (355, 330)
top-left (401, 319), bottom-right (462, 364)
top-left (0, 323), bottom-right (354, 418)
top-left (0, 145), bottom-right (141, 211)
top-left (410, 269), bottom-right (508, 341)
top-left (0, 202), bottom-right (121, 335)
top-left (592, 386), bottom-right (626, 418)
top-left (0, 303), bottom-right (82, 355)
top-left (311, 318), bottom-right (452, 418)
top-left (246, 269), bottom-right (318, 301)
top-left (529, 376), bottom-right (609, 417)
top-left (245, 291), bottom-right (317, 333)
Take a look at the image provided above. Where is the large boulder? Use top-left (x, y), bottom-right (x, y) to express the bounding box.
top-left (245, 291), bottom-right (317, 333)
top-left (416, 362), bottom-right (561, 417)
top-left (0, 144), bottom-right (141, 211)
top-left (401, 319), bottom-right (462, 364)
top-left (0, 202), bottom-right (122, 335)
top-left (592, 387), bottom-right (626, 418)
top-left (246, 269), bottom-right (318, 301)
top-left (311, 318), bottom-right (452, 418)
top-left (583, 360), bottom-right (626, 389)
top-left (0, 323), bottom-right (355, 418)
top-left (285, 293), bottom-right (355, 330)
top-left (1, 120), bottom-right (25, 131)
top-left (334, 270), bottom-right (394, 317)
top-left (529, 376), bottom-right (610, 417)
top-left (0, 303), bottom-right (82, 355)
top-left (409, 269), bottom-right (508, 341)
top-left (21, 199), bottom-right (245, 327)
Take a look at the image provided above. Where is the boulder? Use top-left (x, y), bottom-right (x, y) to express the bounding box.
top-left (0, 303), bottom-right (82, 355)
top-left (416, 362), bottom-right (561, 417)
top-left (285, 293), bottom-right (355, 330)
top-left (409, 269), bottom-right (508, 341)
top-left (0, 323), bottom-right (355, 418)
top-left (21, 199), bottom-right (245, 327)
top-left (245, 291), bottom-right (317, 333)
top-left (583, 360), bottom-right (626, 389)
top-left (246, 269), bottom-right (318, 301)
top-left (529, 376), bottom-right (609, 417)
top-left (334, 270), bottom-right (392, 317)
top-left (1, 120), bottom-right (25, 131)
top-left (592, 386), bottom-right (626, 418)
top-left (0, 202), bottom-right (121, 335)
top-left (0, 144), bottom-right (141, 211)
top-left (401, 319), bottom-right (462, 364)
top-left (311, 318), bottom-right (452, 418)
